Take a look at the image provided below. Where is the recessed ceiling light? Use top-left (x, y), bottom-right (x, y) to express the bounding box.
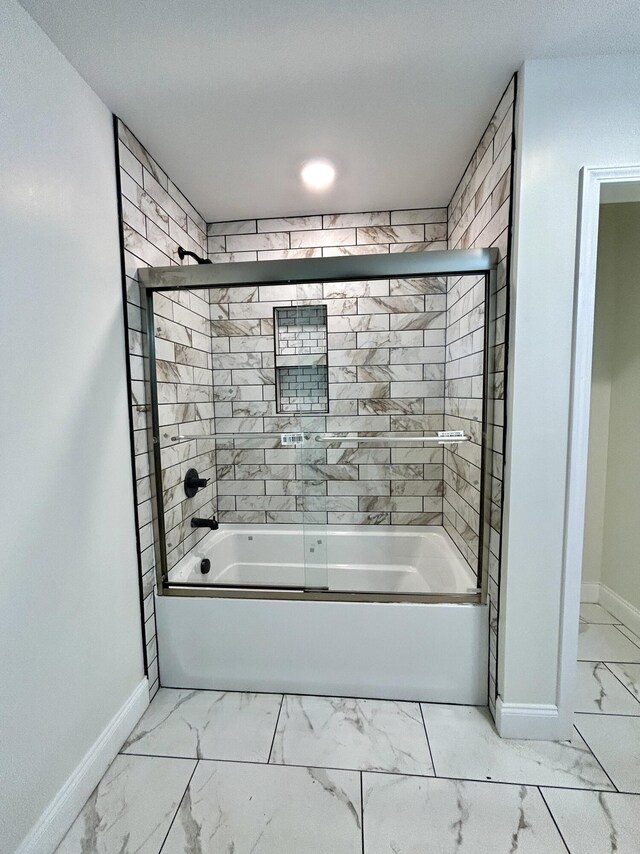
top-left (301, 159), bottom-right (335, 191)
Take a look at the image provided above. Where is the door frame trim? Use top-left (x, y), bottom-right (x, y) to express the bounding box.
top-left (559, 164), bottom-right (640, 735)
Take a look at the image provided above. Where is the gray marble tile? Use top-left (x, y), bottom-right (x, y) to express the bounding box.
top-left (324, 211), bottom-right (390, 228)
top-left (578, 624), bottom-right (640, 663)
top-left (580, 603), bottom-right (620, 624)
top-left (122, 688), bottom-right (282, 761)
top-left (207, 219), bottom-right (256, 236)
top-left (226, 231), bottom-right (289, 252)
top-left (363, 773), bottom-right (566, 854)
top-left (576, 713), bottom-right (640, 793)
top-left (271, 695), bottom-right (434, 774)
top-left (607, 663), bottom-right (640, 703)
top-left (542, 788), bottom-right (640, 854)
top-left (575, 662), bottom-right (640, 714)
top-left (422, 704), bottom-right (614, 789)
top-left (56, 753), bottom-right (195, 853)
top-left (161, 760), bottom-right (361, 854)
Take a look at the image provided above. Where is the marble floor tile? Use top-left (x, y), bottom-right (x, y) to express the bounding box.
top-left (580, 603), bottom-right (620, 624)
top-left (422, 704), bottom-right (614, 789)
top-left (56, 753), bottom-right (195, 853)
top-left (607, 662), bottom-right (640, 703)
top-left (363, 773), bottom-right (567, 853)
top-left (161, 760), bottom-right (362, 854)
top-left (542, 788), bottom-right (640, 854)
top-left (270, 694), bottom-right (434, 774)
top-left (576, 713), bottom-right (640, 793)
top-left (578, 624), bottom-right (640, 663)
top-left (575, 662), bottom-right (640, 715)
top-left (122, 687), bottom-right (282, 761)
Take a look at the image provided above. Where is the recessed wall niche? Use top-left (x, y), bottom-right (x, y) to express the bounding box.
top-left (274, 305), bottom-right (329, 414)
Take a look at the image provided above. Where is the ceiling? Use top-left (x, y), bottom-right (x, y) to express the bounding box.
top-left (19, 0), bottom-right (640, 222)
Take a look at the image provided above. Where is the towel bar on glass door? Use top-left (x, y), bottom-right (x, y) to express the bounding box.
top-left (314, 434), bottom-right (468, 444)
top-left (170, 431), bottom-right (468, 444)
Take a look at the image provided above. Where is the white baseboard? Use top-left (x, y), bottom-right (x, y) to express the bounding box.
top-left (16, 677), bottom-right (149, 854)
top-left (580, 582), bottom-right (601, 603)
top-left (599, 584), bottom-right (640, 638)
top-left (495, 698), bottom-right (568, 740)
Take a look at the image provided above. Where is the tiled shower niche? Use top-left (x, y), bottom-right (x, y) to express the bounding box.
top-left (274, 305), bottom-right (329, 414)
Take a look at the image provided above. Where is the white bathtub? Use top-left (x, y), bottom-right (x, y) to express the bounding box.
top-left (157, 523), bottom-right (488, 704)
top-left (168, 524), bottom-right (478, 595)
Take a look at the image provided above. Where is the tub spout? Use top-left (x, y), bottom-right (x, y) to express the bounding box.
top-left (191, 517), bottom-right (218, 530)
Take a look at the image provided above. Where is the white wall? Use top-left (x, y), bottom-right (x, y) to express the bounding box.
top-left (0, 2), bottom-right (145, 851)
top-left (499, 55), bottom-right (640, 736)
top-left (599, 203), bottom-right (640, 610)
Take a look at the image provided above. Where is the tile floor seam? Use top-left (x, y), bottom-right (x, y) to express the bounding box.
top-left (158, 758), bottom-right (200, 854)
top-left (603, 661), bottom-right (640, 706)
top-left (572, 723), bottom-right (619, 793)
top-left (116, 750), bottom-right (635, 793)
top-left (576, 711), bottom-right (640, 717)
top-left (267, 693), bottom-right (285, 764)
top-left (614, 623), bottom-right (640, 650)
top-left (418, 702), bottom-right (437, 776)
top-left (537, 786), bottom-right (573, 854)
top-left (359, 771), bottom-right (365, 854)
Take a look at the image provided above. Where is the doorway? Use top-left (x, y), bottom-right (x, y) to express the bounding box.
top-left (563, 170), bottom-right (640, 742)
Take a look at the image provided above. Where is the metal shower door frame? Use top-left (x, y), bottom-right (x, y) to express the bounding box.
top-left (139, 248), bottom-right (499, 602)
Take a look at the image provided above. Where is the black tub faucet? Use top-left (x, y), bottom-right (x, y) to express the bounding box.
top-left (191, 517), bottom-right (218, 530)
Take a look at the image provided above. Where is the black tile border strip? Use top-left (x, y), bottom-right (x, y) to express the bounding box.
top-left (113, 113), bottom-right (148, 677)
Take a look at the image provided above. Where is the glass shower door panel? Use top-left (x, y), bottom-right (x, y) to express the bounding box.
top-left (275, 290), bottom-right (328, 591)
top-left (295, 272), bottom-right (490, 598)
top-left (298, 413), bottom-right (328, 590)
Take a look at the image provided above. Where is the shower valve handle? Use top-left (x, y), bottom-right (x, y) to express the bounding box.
top-left (184, 468), bottom-right (210, 498)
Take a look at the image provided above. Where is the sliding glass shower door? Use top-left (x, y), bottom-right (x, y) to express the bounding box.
top-left (144, 250), bottom-right (497, 602)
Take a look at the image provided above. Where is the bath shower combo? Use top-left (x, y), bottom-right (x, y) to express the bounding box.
top-left (140, 249), bottom-right (498, 704)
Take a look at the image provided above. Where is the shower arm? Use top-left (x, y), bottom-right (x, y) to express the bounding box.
top-left (177, 246), bottom-right (212, 265)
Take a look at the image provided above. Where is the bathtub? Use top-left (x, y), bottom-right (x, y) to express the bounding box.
top-left (168, 524), bottom-right (479, 595)
top-left (156, 524), bottom-right (489, 704)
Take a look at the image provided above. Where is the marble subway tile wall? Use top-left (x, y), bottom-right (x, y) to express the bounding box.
top-left (447, 76), bottom-right (516, 712)
top-left (442, 272), bottom-right (486, 573)
top-left (209, 278), bottom-right (447, 526)
top-left (116, 119), bottom-right (210, 698)
top-left (206, 209), bottom-right (448, 262)
top-left (206, 210), bottom-right (449, 525)
top-left (153, 289), bottom-right (217, 573)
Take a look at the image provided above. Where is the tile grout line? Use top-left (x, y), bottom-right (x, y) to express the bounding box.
top-left (577, 711), bottom-right (640, 717)
top-left (117, 750), bottom-right (640, 795)
top-left (360, 771), bottom-right (365, 854)
top-left (419, 703), bottom-right (437, 776)
top-left (613, 623), bottom-right (640, 651)
top-left (572, 723), bottom-right (619, 793)
top-left (267, 694), bottom-right (285, 764)
top-left (158, 757), bottom-right (200, 853)
top-left (602, 661), bottom-right (640, 708)
top-left (537, 787), bottom-right (572, 854)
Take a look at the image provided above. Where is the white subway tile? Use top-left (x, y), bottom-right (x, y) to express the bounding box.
top-left (226, 231), bottom-right (289, 252)
top-left (290, 228), bottom-right (355, 248)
